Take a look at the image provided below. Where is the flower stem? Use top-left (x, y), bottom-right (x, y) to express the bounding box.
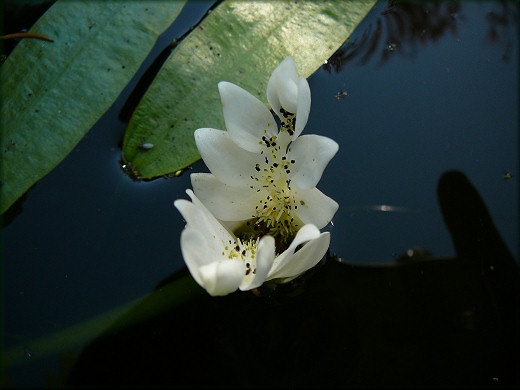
top-left (1, 32), bottom-right (54, 42)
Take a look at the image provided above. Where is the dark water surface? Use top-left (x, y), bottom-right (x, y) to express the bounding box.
top-left (2, 1), bottom-right (518, 387)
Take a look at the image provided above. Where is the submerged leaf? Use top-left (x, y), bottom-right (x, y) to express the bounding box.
top-left (0, 0), bottom-right (187, 214)
top-left (0, 270), bottom-right (201, 368)
top-left (122, 0), bottom-right (377, 179)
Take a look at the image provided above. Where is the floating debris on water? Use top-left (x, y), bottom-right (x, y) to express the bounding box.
top-left (386, 42), bottom-right (398, 51)
top-left (24, 345), bottom-right (33, 358)
top-left (335, 91), bottom-right (348, 99)
top-left (164, 169), bottom-right (185, 179)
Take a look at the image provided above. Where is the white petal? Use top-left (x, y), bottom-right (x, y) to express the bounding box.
top-left (293, 77), bottom-right (311, 139)
top-left (266, 57), bottom-right (311, 140)
top-left (175, 191), bottom-right (248, 296)
top-left (276, 78), bottom-right (299, 114)
top-left (194, 128), bottom-right (261, 187)
top-left (267, 57), bottom-right (299, 115)
top-left (191, 173), bottom-right (265, 222)
top-left (198, 260), bottom-right (246, 296)
top-left (178, 229), bottom-right (210, 287)
top-left (178, 224), bottom-right (242, 294)
top-left (289, 135), bottom-right (339, 189)
top-left (267, 224), bottom-right (321, 277)
top-left (175, 189), bottom-right (234, 244)
top-left (293, 188), bottom-right (339, 229)
top-left (269, 232), bottom-right (330, 280)
top-left (218, 81), bottom-right (277, 152)
top-left (239, 235), bottom-right (275, 291)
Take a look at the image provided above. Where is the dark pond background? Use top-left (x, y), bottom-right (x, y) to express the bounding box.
top-left (1, 1), bottom-right (518, 387)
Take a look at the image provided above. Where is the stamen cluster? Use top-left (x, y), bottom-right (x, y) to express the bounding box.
top-left (221, 238), bottom-right (258, 276)
top-left (247, 124), bottom-right (303, 242)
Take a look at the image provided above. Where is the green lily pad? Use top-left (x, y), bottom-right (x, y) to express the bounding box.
top-left (0, 0), bottom-right (187, 214)
top-left (122, 0), bottom-right (377, 180)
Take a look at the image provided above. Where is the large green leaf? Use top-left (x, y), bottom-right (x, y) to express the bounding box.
top-left (0, 0), bottom-right (187, 214)
top-left (122, 0), bottom-right (377, 179)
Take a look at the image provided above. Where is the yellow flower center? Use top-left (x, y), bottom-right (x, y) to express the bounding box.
top-left (248, 110), bottom-right (302, 243)
top-left (221, 238), bottom-right (259, 276)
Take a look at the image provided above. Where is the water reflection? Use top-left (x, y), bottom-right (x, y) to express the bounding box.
top-left (323, 1), bottom-right (516, 72)
top-left (347, 204), bottom-right (416, 213)
top-left (486, 2), bottom-right (518, 62)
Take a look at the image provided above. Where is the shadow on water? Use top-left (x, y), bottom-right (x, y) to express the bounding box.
top-left (66, 170), bottom-right (519, 388)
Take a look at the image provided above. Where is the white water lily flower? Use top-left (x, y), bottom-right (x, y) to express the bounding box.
top-left (192, 57), bottom-right (338, 241)
top-left (174, 189), bottom-right (330, 296)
